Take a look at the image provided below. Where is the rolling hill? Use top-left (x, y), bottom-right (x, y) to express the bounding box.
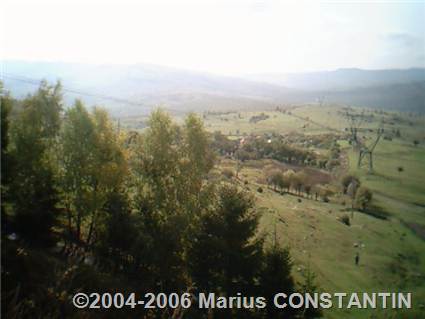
top-left (2, 61), bottom-right (424, 115)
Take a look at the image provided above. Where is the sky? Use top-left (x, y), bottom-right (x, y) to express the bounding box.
top-left (1, 0), bottom-right (424, 75)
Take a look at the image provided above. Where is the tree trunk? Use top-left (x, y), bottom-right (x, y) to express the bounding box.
top-left (86, 210), bottom-right (97, 248)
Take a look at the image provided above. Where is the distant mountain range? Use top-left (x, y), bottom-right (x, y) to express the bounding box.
top-left (2, 61), bottom-right (424, 115)
top-left (247, 68), bottom-right (425, 90)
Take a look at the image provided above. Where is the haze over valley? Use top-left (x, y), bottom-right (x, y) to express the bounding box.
top-left (3, 61), bottom-right (425, 116)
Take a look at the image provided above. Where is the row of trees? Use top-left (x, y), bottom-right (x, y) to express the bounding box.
top-left (237, 137), bottom-right (317, 166)
top-left (1, 82), bottom-right (320, 318)
top-left (210, 132), bottom-right (319, 168)
top-left (264, 168), bottom-right (373, 212)
top-left (264, 168), bottom-right (333, 202)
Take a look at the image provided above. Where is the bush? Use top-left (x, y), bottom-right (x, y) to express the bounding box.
top-left (341, 175), bottom-right (360, 194)
top-left (314, 185), bottom-right (333, 202)
top-left (340, 215), bottom-right (350, 226)
top-left (355, 187), bottom-right (373, 211)
top-left (222, 168), bottom-right (234, 179)
top-left (257, 187), bottom-right (263, 193)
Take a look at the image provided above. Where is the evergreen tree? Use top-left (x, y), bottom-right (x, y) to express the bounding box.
top-left (300, 265), bottom-right (322, 319)
top-left (1, 87), bottom-right (13, 231)
top-left (95, 191), bottom-right (138, 274)
top-left (259, 246), bottom-right (296, 319)
top-left (188, 185), bottom-right (263, 310)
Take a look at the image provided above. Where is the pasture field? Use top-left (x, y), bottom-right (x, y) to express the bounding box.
top-left (204, 105), bottom-right (425, 318)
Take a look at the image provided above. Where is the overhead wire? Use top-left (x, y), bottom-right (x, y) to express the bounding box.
top-left (1, 72), bottom-right (181, 114)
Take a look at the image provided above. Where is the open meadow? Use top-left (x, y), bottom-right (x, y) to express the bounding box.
top-left (200, 104), bottom-right (425, 318)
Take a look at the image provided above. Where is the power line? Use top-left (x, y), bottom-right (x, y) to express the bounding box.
top-left (2, 73), bottom-right (186, 114)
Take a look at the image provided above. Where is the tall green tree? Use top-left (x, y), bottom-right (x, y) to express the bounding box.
top-left (182, 113), bottom-right (214, 184)
top-left (132, 109), bottom-right (180, 212)
top-left (189, 184), bottom-right (263, 296)
top-left (1, 85), bottom-right (13, 230)
top-left (94, 191), bottom-right (140, 274)
top-left (61, 100), bottom-right (97, 244)
top-left (179, 113), bottom-right (215, 219)
top-left (130, 110), bottom-right (192, 293)
top-left (9, 81), bottom-right (63, 246)
top-left (300, 265), bottom-right (322, 319)
top-left (259, 246), bottom-right (296, 319)
top-left (61, 102), bottom-right (126, 247)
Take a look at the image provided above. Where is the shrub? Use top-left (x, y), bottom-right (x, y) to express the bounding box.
top-left (355, 187), bottom-right (373, 211)
top-left (257, 187), bottom-right (263, 193)
top-left (340, 215), bottom-right (350, 226)
top-left (315, 185), bottom-right (334, 202)
top-left (341, 175), bottom-right (360, 194)
top-left (222, 168), bottom-right (234, 179)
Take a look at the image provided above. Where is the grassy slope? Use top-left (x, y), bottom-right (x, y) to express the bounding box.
top-left (207, 106), bottom-right (425, 318)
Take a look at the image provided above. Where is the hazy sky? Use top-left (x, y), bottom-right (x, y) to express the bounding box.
top-left (1, 0), bottom-right (424, 75)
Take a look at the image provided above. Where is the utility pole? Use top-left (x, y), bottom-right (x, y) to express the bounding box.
top-left (358, 128), bottom-right (383, 173)
top-left (345, 109), bottom-right (365, 148)
top-left (317, 95), bottom-right (326, 107)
